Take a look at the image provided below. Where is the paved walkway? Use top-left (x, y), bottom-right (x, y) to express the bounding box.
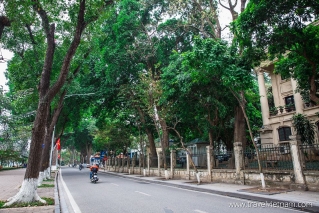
top-left (0, 168), bottom-right (55, 213)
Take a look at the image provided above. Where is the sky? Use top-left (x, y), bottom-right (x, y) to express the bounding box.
top-left (0, 49), bottom-right (13, 91)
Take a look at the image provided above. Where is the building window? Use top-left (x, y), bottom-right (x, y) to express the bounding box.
top-left (278, 127), bottom-right (292, 141)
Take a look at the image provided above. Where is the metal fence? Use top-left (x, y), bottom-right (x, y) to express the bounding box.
top-left (213, 150), bottom-right (235, 169)
top-left (175, 155), bottom-right (186, 169)
top-left (108, 142), bottom-right (319, 172)
top-left (164, 156), bottom-right (171, 169)
top-left (243, 144), bottom-right (293, 170)
top-left (191, 153), bottom-right (207, 169)
top-left (149, 155), bottom-right (158, 168)
top-left (152, 155), bottom-right (171, 169)
top-left (299, 143), bottom-right (319, 171)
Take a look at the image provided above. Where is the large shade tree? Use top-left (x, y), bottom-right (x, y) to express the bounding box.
top-left (1, 0), bottom-right (114, 206)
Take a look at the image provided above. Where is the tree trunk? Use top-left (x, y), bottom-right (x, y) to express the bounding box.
top-left (86, 143), bottom-right (92, 164)
top-left (145, 128), bottom-right (157, 166)
top-left (38, 130), bottom-right (53, 186)
top-left (146, 128), bottom-right (156, 156)
top-left (208, 129), bottom-right (215, 169)
top-left (135, 104), bottom-right (157, 164)
top-left (234, 105), bottom-right (246, 148)
top-left (39, 91), bottom-right (65, 185)
top-left (159, 119), bottom-right (169, 170)
top-left (4, 102), bottom-right (49, 206)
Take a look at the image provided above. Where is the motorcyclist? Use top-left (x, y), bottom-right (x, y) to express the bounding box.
top-left (79, 163), bottom-right (83, 170)
top-left (89, 164), bottom-right (99, 179)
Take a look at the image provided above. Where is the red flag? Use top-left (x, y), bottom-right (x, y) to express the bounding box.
top-left (56, 138), bottom-right (61, 150)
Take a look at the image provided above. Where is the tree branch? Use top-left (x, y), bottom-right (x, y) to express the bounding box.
top-left (25, 24), bottom-right (37, 45)
top-left (32, 0), bottom-right (50, 36)
top-left (47, 0), bottom-right (88, 101)
top-left (219, 0), bottom-right (230, 10)
top-left (0, 16), bottom-right (11, 40)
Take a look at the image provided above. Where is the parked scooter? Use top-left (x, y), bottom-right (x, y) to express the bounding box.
top-left (91, 172), bottom-right (99, 183)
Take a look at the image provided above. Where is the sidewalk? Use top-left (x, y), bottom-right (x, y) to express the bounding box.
top-left (100, 169), bottom-right (319, 213)
top-left (0, 168), bottom-right (55, 213)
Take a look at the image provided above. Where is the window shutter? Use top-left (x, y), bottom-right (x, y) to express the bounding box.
top-left (278, 127), bottom-right (292, 141)
top-left (278, 128), bottom-right (285, 141)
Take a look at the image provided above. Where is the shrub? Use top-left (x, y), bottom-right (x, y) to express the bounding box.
top-left (292, 113), bottom-right (315, 144)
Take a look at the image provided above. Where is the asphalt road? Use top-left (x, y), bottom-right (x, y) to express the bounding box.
top-left (60, 167), bottom-right (304, 213)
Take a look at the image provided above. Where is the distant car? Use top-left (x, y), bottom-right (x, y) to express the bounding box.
top-left (215, 155), bottom-right (224, 163)
top-left (215, 154), bottom-right (230, 162)
top-left (86, 164), bottom-right (91, 168)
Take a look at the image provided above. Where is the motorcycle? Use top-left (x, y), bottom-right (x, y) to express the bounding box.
top-left (91, 172), bottom-right (99, 184)
top-left (79, 164), bottom-right (83, 171)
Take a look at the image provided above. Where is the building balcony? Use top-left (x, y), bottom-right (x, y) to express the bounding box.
top-left (269, 104), bottom-right (296, 117)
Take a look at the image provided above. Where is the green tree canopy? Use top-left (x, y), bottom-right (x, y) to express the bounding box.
top-left (234, 0), bottom-right (319, 103)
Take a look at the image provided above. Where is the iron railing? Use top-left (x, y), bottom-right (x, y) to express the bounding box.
top-left (191, 153), bottom-right (207, 169)
top-left (213, 150), bottom-right (235, 169)
top-left (299, 143), bottom-right (319, 171)
top-left (149, 155), bottom-right (158, 168)
top-left (243, 144), bottom-right (293, 170)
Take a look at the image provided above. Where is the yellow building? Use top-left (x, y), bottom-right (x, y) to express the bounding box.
top-left (256, 60), bottom-right (319, 147)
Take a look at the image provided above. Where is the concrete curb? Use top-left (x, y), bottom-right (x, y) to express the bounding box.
top-left (58, 172), bottom-right (70, 213)
top-left (102, 171), bottom-right (319, 213)
top-left (54, 171), bottom-right (61, 213)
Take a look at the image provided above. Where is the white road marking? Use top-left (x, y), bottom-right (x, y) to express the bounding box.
top-left (135, 191), bottom-right (151, 196)
top-left (111, 183), bottom-right (119, 186)
top-left (59, 169), bottom-right (82, 213)
top-left (194, 210), bottom-right (208, 213)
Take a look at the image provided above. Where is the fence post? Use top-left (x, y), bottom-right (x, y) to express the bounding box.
top-left (157, 151), bottom-right (162, 177)
top-left (140, 153), bottom-right (144, 175)
top-left (132, 154), bottom-right (136, 174)
top-left (234, 142), bottom-right (243, 175)
top-left (170, 150), bottom-right (176, 179)
top-left (147, 153), bottom-right (151, 176)
top-left (289, 135), bottom-right (308, 190)
top-left (123, 157), bottom-right (125, 172)
top-left (127, 156), bottom-right (130, 173)
top-left (186, 152), bottom-right (190, 180)
top-left (206, 146), bottom-right (212, 182)
top-left (119, 155), bottom-right (124, 173)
